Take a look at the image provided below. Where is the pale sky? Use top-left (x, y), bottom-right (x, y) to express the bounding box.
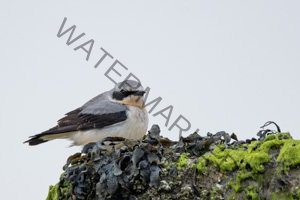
top-left (1, 1), bottom-right (299, 199)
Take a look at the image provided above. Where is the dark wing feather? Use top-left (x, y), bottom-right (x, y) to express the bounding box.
top-left (42, 109), bottom-right (127, 134)
top-left (24, 105), bottom-right (128, 145)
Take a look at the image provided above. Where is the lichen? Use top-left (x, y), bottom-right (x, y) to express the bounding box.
top-left (47, 124), bottom-right (300, 200)
top-left (46, 182), bottom-right (60, 200)
top-left (264, 134), bottom-right (276, 142)
top-left (196, 157), bottom-right (208, 173)
top-left (247, 141), bottom-right (261, 152)
top-left (296, 188), bottom-right (300, 199)
top-left (277, 139), bottom-right (300, 174)
top-left (230, 171), bottom-right (252, 193)
top-left (176, 153), bottom-right (189, 170)
top-left (196, 133), bottom-right (297, 175)
top-left (198, 140), bottom-right (272, 173)
top-left (194, 132), bottom-right (300, 197)
top-left (246, 186), bottom-right (259, 200)
top-left (46, 174), bottom-right (71, 200)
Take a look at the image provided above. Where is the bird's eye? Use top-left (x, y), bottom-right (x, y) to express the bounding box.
top-left (120, 89), bottom-right (128, 94)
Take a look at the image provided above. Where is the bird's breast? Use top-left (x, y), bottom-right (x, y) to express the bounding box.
top-left (124, 105), bottom-right (149, 138)
top-left (127, 106), bottom-right (149, 135)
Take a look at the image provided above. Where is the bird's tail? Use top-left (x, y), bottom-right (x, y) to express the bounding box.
top-left (24, 135), bottom-right (49, 146)
top-left (24, 132), bottom-right (70, 146)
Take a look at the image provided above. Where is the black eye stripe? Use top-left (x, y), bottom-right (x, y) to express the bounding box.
top-left (112, 90), bottom-right (137, 100)
top-left (112, 91), bottom-right (123, 100)
top-left (126, 91), bottom-right (136, 95)
top-left (121, 89), bottom-right (136, 96)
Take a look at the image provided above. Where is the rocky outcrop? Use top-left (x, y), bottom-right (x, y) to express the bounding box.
top-left (47, 123), bottom-right (300, 200)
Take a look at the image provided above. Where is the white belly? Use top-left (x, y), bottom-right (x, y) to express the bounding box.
top-left (68, 106), bottom-right (149, 146)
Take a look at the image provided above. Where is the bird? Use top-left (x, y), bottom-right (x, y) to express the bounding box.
top-left (24, 80), bottom-right (149, 146)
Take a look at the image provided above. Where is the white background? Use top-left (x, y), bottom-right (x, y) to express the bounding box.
top-left (1, 1), bottom-right (299, 199)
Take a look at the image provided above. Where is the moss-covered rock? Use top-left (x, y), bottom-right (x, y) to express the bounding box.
top-left (46, 174), bottom-right (71, 200)
top-left (46, 123), bottom-right (300, 200)
top-left (176, 153), bottom-right (189, 170)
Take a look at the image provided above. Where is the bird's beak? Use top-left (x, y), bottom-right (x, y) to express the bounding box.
top-left (134, 90), bottom-right (146, 96)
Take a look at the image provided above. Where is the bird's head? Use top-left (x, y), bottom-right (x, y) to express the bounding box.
top-left (112, 80), bottom-right (146, 109)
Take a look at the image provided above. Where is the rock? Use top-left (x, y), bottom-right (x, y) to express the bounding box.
top-left (46, 123), bottom-right (300, 200)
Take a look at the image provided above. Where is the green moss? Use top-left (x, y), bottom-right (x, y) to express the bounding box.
top-left (246, 186), bottom-right (259, 200)
top-left (46, 182), bottom-right (60, 200)
top-left (296, 188), bottom-right (300, 199)
top-left (200, 140), bottom-right (274, 173)
top-left (264, 134), bottom-right (276, 142)
top-left (46, 174), bottom-right (71, 200)
top-left (259, 137), bottom-right (284, 152)
top-left (247, 141), bottom-right (261, 152)
top-left (230, 171), bottom-right (252, 193)
top-left (210, 187), bottom-right (218, 200)
top-left (194, 133), bottom-right (297, 196)
top-left (195, 138), bottom-right (278, 196)
top-left (244, 151), bottom-right (269, 173)
top-left (176, 153), bottom-right (189, 170)
top-left (277, 139), bottom-right (300, 174)
top-left (196, 157), bottom-right (208, 173)
top-left (191, 163), bottom-right (196, 169)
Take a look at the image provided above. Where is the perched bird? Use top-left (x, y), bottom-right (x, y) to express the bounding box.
top-left (24, 80), bottom-right (149, 146)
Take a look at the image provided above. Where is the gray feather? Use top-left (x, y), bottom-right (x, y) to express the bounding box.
top-left (81, 91), bottom-right (127, 115)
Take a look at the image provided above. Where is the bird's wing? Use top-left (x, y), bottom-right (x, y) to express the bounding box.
top-left (24, 90), bottom-right (129, 145)
top-left (43, 100), bottom-right (127, 135)
top-left (24, 99), bottom-right (128, 146)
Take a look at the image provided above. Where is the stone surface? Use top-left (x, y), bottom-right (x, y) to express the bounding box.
top-left (46, 123), bottom-right (300, 200)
